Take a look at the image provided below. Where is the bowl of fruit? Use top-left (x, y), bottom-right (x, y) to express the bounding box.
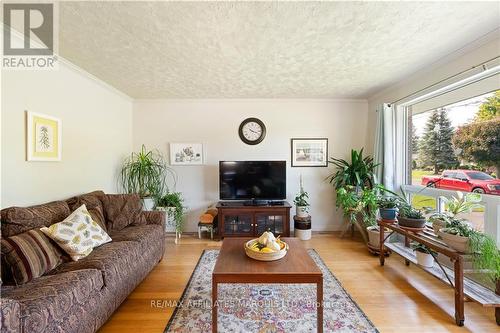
top-left (244, 231), bottom-right (288, 261)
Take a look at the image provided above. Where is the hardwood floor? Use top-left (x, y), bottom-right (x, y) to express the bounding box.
top-left (98, 233), bottom-right (497, 333)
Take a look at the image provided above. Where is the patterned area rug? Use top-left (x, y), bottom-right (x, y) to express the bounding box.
top-left (165, 249), bottom-right (378, 333)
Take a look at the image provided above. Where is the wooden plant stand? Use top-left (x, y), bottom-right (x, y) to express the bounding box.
top-left (378, 220), bottom-right (500, 326)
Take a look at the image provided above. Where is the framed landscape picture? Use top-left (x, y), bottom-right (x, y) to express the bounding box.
top-left (170, 143), bottom-right (204, 165)
top-left (26, 111), bottom-right (62, 161)
top-left (291, 138), bottom-right (328, 167)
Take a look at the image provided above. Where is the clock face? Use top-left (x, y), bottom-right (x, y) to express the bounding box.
top-left (239, 118), bottom-right (266, 145)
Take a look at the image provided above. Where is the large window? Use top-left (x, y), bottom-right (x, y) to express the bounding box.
top-left (408, 90), bottom-right (499, 232)
top-left (410, 90), bottom-right (499, 190)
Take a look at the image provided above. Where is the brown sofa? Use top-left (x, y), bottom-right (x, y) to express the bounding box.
top-left (0, 191), bottom-right (165, 333)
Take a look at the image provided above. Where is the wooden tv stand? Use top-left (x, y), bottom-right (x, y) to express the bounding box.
top-left (216, 201), bottom-right (291, 239)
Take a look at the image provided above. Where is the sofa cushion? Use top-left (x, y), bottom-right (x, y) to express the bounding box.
top-left (0, 201), bottom-right (70, 238)
top-left (41, 204), bottom-right (112, 261)
top-left (99, 194), bottom-right (146, 233)
top-left (1, 269), bottom-right (103, 333)
top-left (66, 190), bottom-right (107, 232)
top-left (110, 224), bottom-right (164, 252)
top-left (47, 241), bottom-right (141, 286)
top-left (1, 229), bottom-right (64, 285)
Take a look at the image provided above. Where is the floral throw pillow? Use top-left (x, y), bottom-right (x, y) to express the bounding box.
top-left (41, 204), bottom-right (112, 261)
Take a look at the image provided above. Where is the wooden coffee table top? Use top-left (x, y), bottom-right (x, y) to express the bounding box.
top-left (213, 238), bottom-right (322, 278)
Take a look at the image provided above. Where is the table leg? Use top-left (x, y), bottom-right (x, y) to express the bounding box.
top-left (404, 236), bottom-right (410, 266)
top-left (379, 223), bottom-right (385, 266)
top-left (317, 277), bottom-right (323, 333)
top-left (454, 258), bottom-right (465, 326)
top-left (212, 277), bottom-right (218, 333)
top-left (496, 279), bottom-right (500, 325)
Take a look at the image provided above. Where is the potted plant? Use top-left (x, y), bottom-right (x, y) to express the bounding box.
top-left (326, 148), bottom-right (378, 190)
top-left (120, 145), bottom-right (175, 210)
top-left (335, 185), bottom-right (380, 244)
top-left (377, 196), bottom-right (400, 220)
top-left (469, 233), bottom-right (500, 293)
top-left (327, 148), bottom-right (381, 246)
top-left (293, 191), bottom-right (309, 218)
top-left (430, 191), bottom-right (481, 235)
top-left (441, 191), bottom-right (482, 216)
top-left (156, 192), bottom-right (185, 243)
top-left (429, 213), bottom-right (450, 234)
top-left (398, 205), bottom-right (426, 229)
top-left (438, 218), bottom-right (474, 253)
top-left (412, 243), bottom-right (437, 268)
top-left (366, 225), bottom-right (391, 248)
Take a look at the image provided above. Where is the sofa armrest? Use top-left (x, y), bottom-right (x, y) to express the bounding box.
top-left (142, 210), bottom-right (165, 229)
top-left (1, 298), bottom-right (20, 333)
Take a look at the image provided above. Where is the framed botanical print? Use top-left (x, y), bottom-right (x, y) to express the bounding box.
top-left (291, 138), bottom-right (328, 167)
top-left (170, 143), bottom-right (204, 165)
top-left (26, 111), bottom-right (62, 161)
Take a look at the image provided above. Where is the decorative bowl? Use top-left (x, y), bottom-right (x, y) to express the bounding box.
top-left (244, 239), bottom-right (288, 261)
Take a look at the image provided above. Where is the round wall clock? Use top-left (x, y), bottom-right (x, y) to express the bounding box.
top-left (238, 117), bottom-right (266, 145)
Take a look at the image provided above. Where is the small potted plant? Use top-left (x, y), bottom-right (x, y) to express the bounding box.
top-left (429, 213), bottom-right (450, 235)
top-left (438, 218), bottom-right (474, 253)
top-left (156, 192), bottom-right (186, 243)
top-left (377, 196), bottom-right (399, 220)
top-left (294, 184), bottom-right (310, 218)
top-left (367, 225), bottom-right (391, 248)
top-left (398, 205), bottom-right (426, 229)
top-left (412, 243), bottom-right (437, 268)
top-left (430, 192), bottom-right (481, 235)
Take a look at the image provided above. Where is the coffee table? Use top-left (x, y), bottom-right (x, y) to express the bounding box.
top-left (212, 238), bottom-right (323, 332)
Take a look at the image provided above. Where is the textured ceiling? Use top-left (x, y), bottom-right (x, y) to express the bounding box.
top-left (59, 1), bottom-right (500, 99)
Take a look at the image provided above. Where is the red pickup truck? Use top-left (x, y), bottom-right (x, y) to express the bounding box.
top-left (421, 170), bottom-right (500, 195)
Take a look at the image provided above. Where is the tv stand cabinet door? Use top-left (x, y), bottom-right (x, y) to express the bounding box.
top-left (254, 209), bottom-right (289, 237)
top-left (219, 210), bottom-right (254, 237)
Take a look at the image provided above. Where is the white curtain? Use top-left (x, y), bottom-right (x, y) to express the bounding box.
top-left (373, 103), bottom-right (396, 191)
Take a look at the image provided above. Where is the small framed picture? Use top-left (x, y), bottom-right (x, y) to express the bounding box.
top-left (26, 111), bottom-right (62, 161)
top-left (291, 138), bottom-right (328, 167)
top-left (170, 143), bottom-right (204, 165)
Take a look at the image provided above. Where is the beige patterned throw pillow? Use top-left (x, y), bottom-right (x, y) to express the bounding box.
top-left (41, 204), bottom-right (112, 261)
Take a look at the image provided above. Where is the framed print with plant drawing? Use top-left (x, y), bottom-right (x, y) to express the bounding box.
top-left (26, 111), bottom-right (62, 161)
top-left (291, 138), bottom-right (328, 167)
top-left (170, 143), bottom-right (204, 165)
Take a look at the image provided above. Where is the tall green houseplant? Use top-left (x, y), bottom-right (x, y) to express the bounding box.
top-left (120, 145), bottom-right (174, 201)
top-left (326, 148), bottom-right (378, 190)
top-left (327, 148), bottom-right (379, 244)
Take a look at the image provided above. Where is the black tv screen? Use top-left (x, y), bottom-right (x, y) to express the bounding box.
top-left (219, 161), bottom-right (286, 200)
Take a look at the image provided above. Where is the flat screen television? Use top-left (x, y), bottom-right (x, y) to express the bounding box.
top-left (219, 161), bottom-right (286, 200)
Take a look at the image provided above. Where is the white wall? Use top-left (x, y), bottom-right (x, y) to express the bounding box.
top-left (365, 33), bottom-right (500, 151)
top-left (1, 61), bottom-right (133, 207)
top-left (133, 99), bottom-right (369, 232)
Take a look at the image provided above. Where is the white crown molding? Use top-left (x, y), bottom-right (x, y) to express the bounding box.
top-left (57, 57), bottom-right (133, 102)
top-left (133, 98), bottom-right (368, 104)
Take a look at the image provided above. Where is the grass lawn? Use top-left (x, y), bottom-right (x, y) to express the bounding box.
top-left (411, 169), bottom-right (438, 210)
top-left (411, 169), bottom-right (435, 185)
top-left (412, 194), bottom-right (436, 210)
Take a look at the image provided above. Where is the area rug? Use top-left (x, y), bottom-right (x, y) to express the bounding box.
top-left (164, 249), bottom-right (378, 333)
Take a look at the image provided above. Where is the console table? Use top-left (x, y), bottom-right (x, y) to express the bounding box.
top-left (216, 201), bottom-right (291, 239)
top-left (378, 220), bottom-right (500, 326)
